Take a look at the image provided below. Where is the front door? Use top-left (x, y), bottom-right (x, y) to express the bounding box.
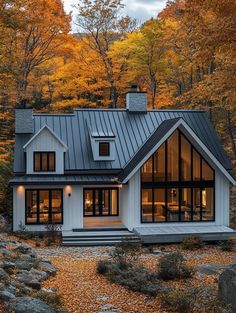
top-left (84, 188), bottom-right (118, 217)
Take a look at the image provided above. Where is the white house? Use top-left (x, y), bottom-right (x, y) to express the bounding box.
top-left (10, 87), bottom-right (236, 245)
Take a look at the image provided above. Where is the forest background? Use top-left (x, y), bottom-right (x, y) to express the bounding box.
top-left (0, 0), bottom-right (235, 223)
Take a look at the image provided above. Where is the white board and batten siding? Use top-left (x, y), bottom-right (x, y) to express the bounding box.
top-left (24, 127), bottom-right (65, 175)
top-left (13, 185), bottom-right (83, 232)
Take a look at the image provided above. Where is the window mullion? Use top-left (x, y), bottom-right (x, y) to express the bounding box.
top-left (37, 190), bottom-right (40, 224)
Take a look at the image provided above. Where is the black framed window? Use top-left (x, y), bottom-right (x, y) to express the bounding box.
top-left (99, 142), bottom-right (110, 156)
top-left (141, 129), bottom-right (215, 223)
top-left (34, 152), bottom-right (55, 172)
top-left (84, 188), bottom-right (118, 216)
top-left (26, 189), bottom-right (63, 224)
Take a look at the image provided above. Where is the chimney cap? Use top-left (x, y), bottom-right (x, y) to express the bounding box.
top-left (127, 84), bottom-right (147, 94)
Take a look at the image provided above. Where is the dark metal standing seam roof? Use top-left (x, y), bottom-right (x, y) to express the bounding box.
top-left (13, 109), bottom-right (232, 174)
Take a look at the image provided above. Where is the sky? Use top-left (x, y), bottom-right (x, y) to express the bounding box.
top-left (63, 0), bottom-right (168, 31)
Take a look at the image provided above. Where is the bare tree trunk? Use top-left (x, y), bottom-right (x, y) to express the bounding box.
top-left (110, 85), bottom-right (117, 108)
top-left (226, 109), bottom-right (236, 160)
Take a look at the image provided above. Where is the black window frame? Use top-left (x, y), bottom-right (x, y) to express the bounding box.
top-left (99, 142), bottom-right (110, 157)
top-left (83, 188), bottom-right (119, 217)
top-left (33, 151), bottom-right (56, 172)
top-left (25, 189), bottom-right (63, 225)
top-left (141, 129), bottom-right (215, 223)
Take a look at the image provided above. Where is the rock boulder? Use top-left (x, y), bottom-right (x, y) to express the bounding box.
top-left (219, 265), bottom-right (236, 310)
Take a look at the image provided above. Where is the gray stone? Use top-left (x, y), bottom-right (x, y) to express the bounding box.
top-left (0, 268), bottom-right (9, 280)
top-left (15, 244), bottom-right (33, 255)
top-left (5, 296), bottom-right (55, 313)
top-left (30, 268), bottom-right (48, 281)
top-left (17, 272), bottom-right (41, 290)
top-left (15, 259), bottom-right (34, 271)
top-left (38, 261), bottom-right (56, 277)
top-left (0, 248), bottom-right (11, 256)
top-left (219, 265), bottom-right (236, 310)
top-left (196, 264), bottom-right (222, 275)
top-left (2, 261), bottom-right (15, 273)
top-left (0, 290), bottom-right (15, 301)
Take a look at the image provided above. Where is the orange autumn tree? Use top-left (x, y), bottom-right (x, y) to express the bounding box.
top-left (0, 0), bottom-right (70, 109)
top-left (110, 18), bottom-right (169, 109)
top-left (75, 0), bottom-right (137, 108)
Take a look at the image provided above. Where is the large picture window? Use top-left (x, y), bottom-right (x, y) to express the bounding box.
top-left (141, 130), bottom-right (215, 223)
top-left (84, 188), bottom-right (118, 216)
top-left (26, 189), bottom-right (63, 224)
top-left (34, 152), bottom-right (55, 172)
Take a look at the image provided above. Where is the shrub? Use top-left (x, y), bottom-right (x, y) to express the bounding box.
top-left (35, 237), bottom-right (41, 247)
top-left (45, 223), bottom-right (62, 244)
top-left (45, 237), bottom-right (53, 247)
top-left (219, 239), bottom-right (234, 251)
top-left (110, 238), bottom-right (142, 269)
top-left (97, 259), bottom-right (160, 296)
top-left (160, 288), bottom-right (197, 313)
top-left (97, 260), bottom-right (111, 275)
top-left (158, 251), bottom-right (195, 280)
top-left (182, 236), bottom-right (203, 250)
top-left (35, 289), bottom-right (61, 306)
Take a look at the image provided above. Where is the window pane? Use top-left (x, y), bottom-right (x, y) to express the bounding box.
top-left (34, 153), bottom-right (41, 171)
top-left (39, 190), bottom-right (49, 223)
top-left (154, 144), bottom-right (165, 182)
top-left (202, 160), bottom-right (214, 180)
top-left (141, 157), bottom-right (153, 182)
top-left (51, 190), bottom-right (62, 223)
top-left (99, 142), bottom-right (110, 156)
top-left (167, 188), bottom-right (179, 222)
top-left (101, 190), bottom-right (109, 215)
top-left (154, 189), bottom-right (166, 222)
top-left (181, 135), bottom-right (191, 181)
top-left (181, 188), bottom-right (191, 221)
top-left (202, 188), bottom-right (214, 220)
top-left (95, 190), bottom-right (100, 215)
top-left (48, 153), bottom-right (55, 171)
top-left (26, 190), bottom-right (38, 223)
top-left (110, 189), bottom-right (118, 215)
top-left (193, 149), bottom-right (201, 181)
top-left (41, 153), bottom-right (48, 171)
top-left (84, 190), bottom-right (93, 216)
top-left (142, 189), bottom-right (153, 222)
top-left (193, 188), bottom-right (201, 221)
top-left (167, 131), bottom-right (179, 181)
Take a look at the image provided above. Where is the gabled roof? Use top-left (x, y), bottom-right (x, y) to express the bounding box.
top-left (23, 125), bottom-right (68, 151)
top-left (14, 109), bottom-right (232, 175)
top-left (118, 118), bottom-right (236, 185)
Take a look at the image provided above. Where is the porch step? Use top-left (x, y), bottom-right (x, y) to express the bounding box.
top-left (62, 229), bottom-right (141, 246)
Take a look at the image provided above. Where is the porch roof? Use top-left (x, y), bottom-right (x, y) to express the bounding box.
top-left (9, 174), bottom-right (117, 185)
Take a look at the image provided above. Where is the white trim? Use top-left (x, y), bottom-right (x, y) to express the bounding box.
top-left (23, 125), bottom-right (68, 151)
top-left (122, 118), bottom-right (236, 185)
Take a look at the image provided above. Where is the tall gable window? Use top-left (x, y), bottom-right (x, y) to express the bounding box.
top-left (141, 130), bottom-right (215, 223)
top-left (99, 142), bottom-right (110, 157)
top-left (34, 152), bottom-right (55, 172)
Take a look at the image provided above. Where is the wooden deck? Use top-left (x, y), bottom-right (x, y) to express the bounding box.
top-left (134, 225), bottom-right (236, 243)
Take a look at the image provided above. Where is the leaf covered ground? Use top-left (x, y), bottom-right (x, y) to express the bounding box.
top-left (34, 243), bottom-right (236, 313)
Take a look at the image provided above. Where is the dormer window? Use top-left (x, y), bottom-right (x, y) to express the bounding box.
top-left (34, 152), bottom-right (55, 172)
top-left (99, 142), bottom-right (110, 157)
